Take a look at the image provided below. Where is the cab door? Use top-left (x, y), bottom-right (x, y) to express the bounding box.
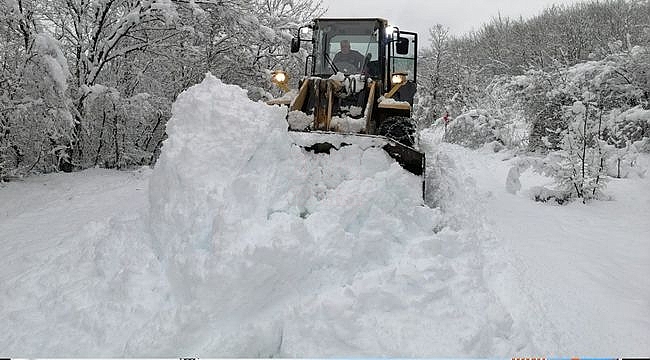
top-left (389, 31), bottom-right (417, 83)
top-left (387, 31), bottom-right (417, 104)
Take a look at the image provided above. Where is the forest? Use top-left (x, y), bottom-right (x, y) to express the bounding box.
top-left (1, 0), bottom-right (649, 201)
top-left (417, 0), bottom-right (649, 201)
top-left (1, 0), bottom-right (323, 177)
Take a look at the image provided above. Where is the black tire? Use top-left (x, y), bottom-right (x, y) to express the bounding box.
top-left (379, 116), bottom-right (416, 146)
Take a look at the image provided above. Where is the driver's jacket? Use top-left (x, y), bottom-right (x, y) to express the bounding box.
top-left (332, 50), bottom-right (365, 72)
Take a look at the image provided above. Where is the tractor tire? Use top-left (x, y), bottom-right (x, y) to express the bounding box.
top-left (379, 116), bottom-right (416, 146)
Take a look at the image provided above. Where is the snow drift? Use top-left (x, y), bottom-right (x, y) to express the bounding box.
top-left (144, 74), bottom-right (520, 355)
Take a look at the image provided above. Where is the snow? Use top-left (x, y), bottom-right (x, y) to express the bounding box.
top-left (288, 109), bottom-right (367, 133)
top-left (329, 115), bottom-right (366, 132)
top-left (329, 72), bottom-right (345, 81)
top-left (378, 96), bottom-right (410, 107)
top-left (433, 142), bottom-right (650, 354)
top-left (343, 74), bottom-right (366, 94)
top-left (34, 33), bottom-right (70, 93)
top-left (0, 168), bottom-right (165, 355)
top-left (1, 74), bottom-right (649, 356)
top-left (616, 105), bottom-right (650, 124)
top-left (287, 109), bottom-right (312, 130)
top-left (6, 0), bottom-right (18, 11)
top-left (259, 25), bottom-right (276, 41)
top-left (505, 166), bottom-right (522, 194)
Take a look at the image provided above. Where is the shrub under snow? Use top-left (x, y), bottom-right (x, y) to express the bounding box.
top-left (444, 109), bottom-right (505, 149)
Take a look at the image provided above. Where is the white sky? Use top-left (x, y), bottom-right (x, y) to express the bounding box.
top-left (319, 0), bottom-right (585, 42)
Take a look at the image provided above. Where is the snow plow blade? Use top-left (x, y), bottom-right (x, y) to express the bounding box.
top-left (289, 131), bottom-right (426, 194)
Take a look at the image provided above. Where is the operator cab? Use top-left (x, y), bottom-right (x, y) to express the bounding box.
top-left (292, 18), bottom-right (417, 96)
top-left (314, 19), bottom-right (379, 76)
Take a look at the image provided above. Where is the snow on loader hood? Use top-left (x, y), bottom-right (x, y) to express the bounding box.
top-left (144, 74), bottom-right (520, 356)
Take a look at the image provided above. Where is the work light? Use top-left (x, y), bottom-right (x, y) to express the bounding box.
top-left (271, 70), bottom-right (289, 92)
top-left (391, 73), bottom-right (407, 85)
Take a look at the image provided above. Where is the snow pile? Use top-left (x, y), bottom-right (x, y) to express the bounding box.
top-left (287, 109), bottom-right (312, 130)
top-left (146, 74), bottom-right (519, 356)
top-left (329, 114), bottom-right (366, 132)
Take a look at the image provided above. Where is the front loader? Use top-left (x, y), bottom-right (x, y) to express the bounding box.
top-left (268, 18), bottom-right (425, 191)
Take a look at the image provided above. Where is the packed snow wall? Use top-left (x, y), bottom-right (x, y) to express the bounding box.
top-left (147, 74), bottom-right (518, 356)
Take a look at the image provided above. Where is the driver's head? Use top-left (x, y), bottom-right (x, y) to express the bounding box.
top-left (339, 40), bottom-right (351, 54)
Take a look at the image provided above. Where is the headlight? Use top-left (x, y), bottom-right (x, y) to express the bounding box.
top-left (391, 73), bottom-right (406, 85)
top-left (272, 70), bottom-right (287, 84)
top-left (271, 70), bottom-right (289, 92)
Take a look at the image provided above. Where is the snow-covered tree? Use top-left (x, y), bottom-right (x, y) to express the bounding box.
top-left (416, 0), bottom-right (649, 204)
top-left (56, 0), bottom-right (322, 165)
top-left (1, 1), bottom-right (74, 177)
top-left (605, 105), bottom-right (650, 177)
top-left (35, 0), bottom-right (190, 164)
top-left (550, 100), bottom-right (609, 202)
top-left (81, 85), bottom-right (170, 169)
top-left (444, 109), bottom-right (505, 149)
top-left (417, 0), bottom-right (650, 141)
top-left (416, 24), bottom-right (452, 128)
top-left (1, 0), bottom-right (324, 177)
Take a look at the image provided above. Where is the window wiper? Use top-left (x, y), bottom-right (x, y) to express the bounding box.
top-left (324, 52), bottom-right (339, 73)
top-left (361, 29), bottom-right (376, 71)
top-left (323, 33), bottom-right (339, 73)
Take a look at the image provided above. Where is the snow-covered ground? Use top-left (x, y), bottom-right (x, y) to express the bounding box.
top-left (1, 75), bottom-right (648, 357)
top-left (424, 140), bottom-right (650, 355)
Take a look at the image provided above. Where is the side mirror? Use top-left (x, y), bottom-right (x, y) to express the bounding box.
top-left (291, 37), bottom-right (300, 53)
top-left (396, 37), bottom-right (409, 55)
top-left (386, 26), bottom-right (400, 40)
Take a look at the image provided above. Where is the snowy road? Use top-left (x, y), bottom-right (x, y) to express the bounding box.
top-left (438, 143), bottom-right (650, 356)
top-left (0, 168), bottom-right (148, 283)
top-left (0, 169), bottom-right (166, 356)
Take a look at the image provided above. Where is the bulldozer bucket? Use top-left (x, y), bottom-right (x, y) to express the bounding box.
top-left (278, 77), bottom-right (426, 199)
top-left (289, 131), bottom-right (426, 197)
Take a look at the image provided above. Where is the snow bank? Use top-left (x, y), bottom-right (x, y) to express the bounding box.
top-left (146, 74), bottom-right (517, 355)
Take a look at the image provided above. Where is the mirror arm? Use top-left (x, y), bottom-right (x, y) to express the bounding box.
top-left (387, 26), bottom-right (401, 43)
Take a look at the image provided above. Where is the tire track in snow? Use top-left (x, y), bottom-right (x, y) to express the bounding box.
top-left (421, 132), bottom-right (564, 354)
top-left (446, 143), bottom-right (569, 353)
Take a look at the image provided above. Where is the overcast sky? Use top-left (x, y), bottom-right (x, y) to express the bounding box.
top-left (319, 0), bottom-right (584, 41)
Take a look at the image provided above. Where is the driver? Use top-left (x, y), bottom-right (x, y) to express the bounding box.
top-left (333, 39), bottom-right (366, 72)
